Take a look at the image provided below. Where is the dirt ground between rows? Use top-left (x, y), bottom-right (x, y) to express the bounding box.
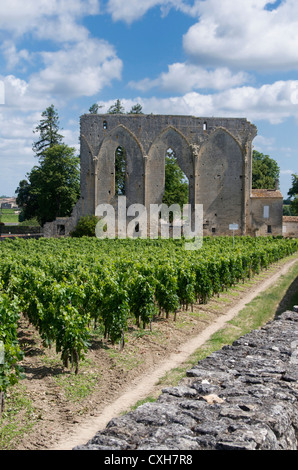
top-left (3, 256), bottom-right (298, 451)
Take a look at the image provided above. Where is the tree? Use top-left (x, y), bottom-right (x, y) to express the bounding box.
top-left (32, 104), bottom-right (64, 158)
top-left (89, 103), bottom-right (103, 114)
top-left (162, 150), bottom-right (189, 220)
top-left (17, 106), bottom-right (80, 225)
top-left (115, 146), bottom-right (126, 195)
top-left (15, 179), bottom-right (39, 221)
top-left (29, 144), bottom-right (80, 225)
top-left (107, 99), bottom-right (125, 114)
top-left (288, 173), bottom-right (298, 215)
top-left (288, 173), bottom-right (298, 198)
top-left (17, 145), bottom-right (80, 226)
top-left (129, 103), bottom-right (143, 114)
top-left (70, 215), bottom-right (100, 237)
top-left (252, 150), bottom-right (280, 189)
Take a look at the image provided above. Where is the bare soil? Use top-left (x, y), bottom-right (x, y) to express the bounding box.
top-left (3, 257), bottom-right (298, 451)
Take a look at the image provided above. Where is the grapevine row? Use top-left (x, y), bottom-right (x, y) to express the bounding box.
top-left (0, 236), bottom-right (297, 396)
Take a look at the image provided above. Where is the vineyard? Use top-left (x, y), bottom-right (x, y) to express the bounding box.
top-left (0, 235), bottom-right (298, 411)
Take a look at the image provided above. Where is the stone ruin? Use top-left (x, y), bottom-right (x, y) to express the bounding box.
top-left (44, 113), bottom-right (283, 238)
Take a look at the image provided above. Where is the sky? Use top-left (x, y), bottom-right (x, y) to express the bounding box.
top-left (0, 0), bottom-right (298, 199)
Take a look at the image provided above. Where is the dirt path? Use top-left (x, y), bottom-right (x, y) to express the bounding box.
top-left (50, 257), bottom-right (298, 450)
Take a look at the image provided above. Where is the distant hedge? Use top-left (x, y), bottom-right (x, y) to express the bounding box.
top-left (0, 225), bottom-right (42, 234)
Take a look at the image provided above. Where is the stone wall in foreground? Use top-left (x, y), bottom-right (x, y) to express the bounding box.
top-left (74, 311), bottom-right (298, 451)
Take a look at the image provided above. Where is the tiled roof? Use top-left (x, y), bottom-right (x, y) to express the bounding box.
top-left (283, 216), bottom-right (298, 222)
top-left (251, 189), bottom-right (283, 198)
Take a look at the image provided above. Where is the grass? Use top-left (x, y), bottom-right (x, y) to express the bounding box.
top-left (107, 346), bottom-right (144, 372)
top-left (0, 384), bottom-right (37, 450)
top-left (53, 367), bottom-right (99, 403)
top-left (129, 396), bottom-right (157, 411)
top-left (0, 209), bottom-right (19, 224)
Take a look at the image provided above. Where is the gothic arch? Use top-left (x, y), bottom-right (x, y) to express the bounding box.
top-left (207, 127), bottom-right (244, 157)
top-left (79, 134), bottom-right (97, 215)
top-left (147, 126), bottom-right (194, 206)
top-left (197, 127), bottom-right (245, 234)
top-left (97, 124), bottom-right (145, 208)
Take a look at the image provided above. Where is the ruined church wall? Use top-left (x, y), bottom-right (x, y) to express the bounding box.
top-left (78, 114), bottom-right (257, 236)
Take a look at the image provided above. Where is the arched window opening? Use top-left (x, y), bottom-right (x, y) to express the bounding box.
top-left (103, 120), bottom-right (107, 129)
top-left (162, 148), bottom-right (189, 222)
top-left (115, 145), bottom-right (126, 195)
top-left (203, 121), bottom-right (207, 131)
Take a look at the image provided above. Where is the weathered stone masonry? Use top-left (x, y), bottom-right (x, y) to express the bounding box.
top-left (74, 311), bottom-right (298, 451)
top-left (81, 114), bottom-right (257, 237)
top-left (44, 114), bottom-right (283, 238)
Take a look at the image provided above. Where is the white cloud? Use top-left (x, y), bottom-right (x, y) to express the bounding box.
top-left (253, 135), bottom-right (276, 150)
top-left (0, 0), bottom-right (100, 38)
top-left (1, 41), bottom-right (32, 71)
top-left (108, 80), bottom-right (298, 124)
top-left (33, 15), bottom-right (90, 43)
top-left (1, 75), bottom-right (52, 112)
top-left (105, 0), bottom-right (187, 23)
top-left (129, 63), bottom-right (251, 93)
top-left (0, 38), bottom-right (122, 109)
top-left (183, 0), bottom-right (298, 71)
top-left (29, 39), bottom-right (122, 100)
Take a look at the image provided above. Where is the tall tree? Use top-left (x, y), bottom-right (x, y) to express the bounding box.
top-left (28, 144), bottom-right (80, 225)
top-left (288, 173), bottom-right (298, 215)
top-left (252, 150), bottom-right (280, 189)
top-left (32, 104), bottom-right (64, 158)
top-left (17, 106), bottom-right (80, 225)
top-left (288, 173), bottom-right (298, 198)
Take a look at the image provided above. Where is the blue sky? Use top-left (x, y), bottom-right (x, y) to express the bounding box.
top-left (0, 0), bottom-right (298, 199)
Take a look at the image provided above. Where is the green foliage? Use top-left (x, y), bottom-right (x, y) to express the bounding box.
top-left (162, 150), bottom-right (189, 216)
top-left (107, 100), bottom-right (143, 115)
top-left (129, 273), bottom-right (157, 328)
top-left (89, 103), bottom-right (102, 114)
top-left (70, 215), bottom-right (100, 237)
top-left (32, 104), bottom-right (64, 158)
top-left (252, 150), bottom-right (280, 189)
top-left (0, 235), bottom-right (297, 396)
top-left (15, 179), bottom-right (39, 222)
top-left (115, 146), bottom-right (126, 195)
top-left (288, 173), bottom-right (298, 198)
top-left (28, 144), bottom-right (80, 225)
top-left (0, 209), bottom-right (19, 224)
top-left (108, 99), bottom-right (125, 114)
top-left (290, 197), bottom-right (298, 216)
top-left (18, 217), bottom-right (40, 226)
top-left (0, 293), bottom-right (24, 399)
top-left (288, 174), bottom-right (298, 215)
top-left (129, 104), bottom-right (143, 114)
top-left (16, 106), bottom-right (80, 225)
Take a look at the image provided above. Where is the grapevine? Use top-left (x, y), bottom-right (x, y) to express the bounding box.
top-left (0, 234), bottom-right (296, 401)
